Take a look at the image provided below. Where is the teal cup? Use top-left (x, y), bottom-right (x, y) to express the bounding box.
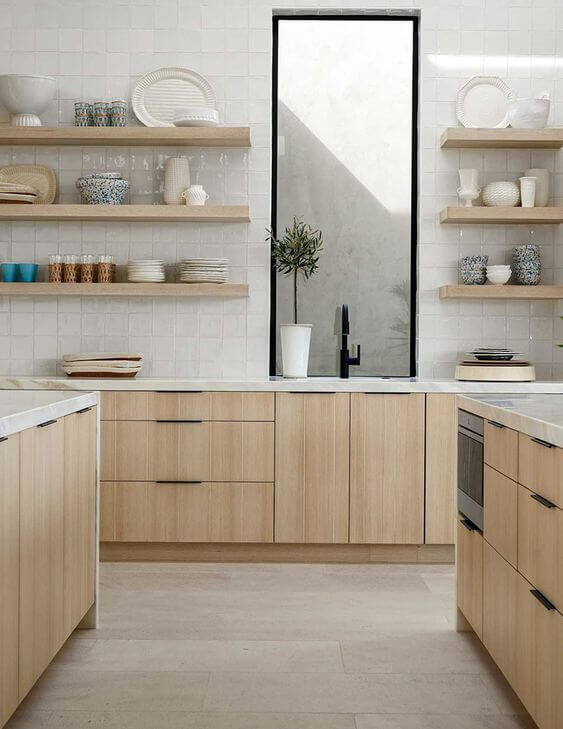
top-left (17, 263), bottom-right (38, 282)
top-left (1, 263), bottom-right (18, 282)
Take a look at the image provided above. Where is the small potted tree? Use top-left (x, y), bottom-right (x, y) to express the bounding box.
top-left (267, 217), bottom-right (323, 378)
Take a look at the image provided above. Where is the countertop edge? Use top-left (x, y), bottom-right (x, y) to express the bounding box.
top-left (0, 391), bottom-right (99, 438)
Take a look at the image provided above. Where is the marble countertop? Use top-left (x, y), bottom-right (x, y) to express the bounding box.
top-left (1, 376), bottom-right (563, 394)
top-left (458, 394), bottom-right (563, 448)
top-left (0, 390), bottom-right (98, 438)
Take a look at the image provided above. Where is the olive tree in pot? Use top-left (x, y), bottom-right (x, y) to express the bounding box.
top-left (267, 217), bottom-right (323, 378)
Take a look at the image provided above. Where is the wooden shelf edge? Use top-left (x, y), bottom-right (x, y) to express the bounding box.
top-left (0, 283), bottom-right (249, 297)
top-left (439, 285), bottom-right (563, 300)
top-left (440, 207), bottom-right (563, 224)
top-left (0, 126), bottom-right (251, 147)
top-left (0, 204), bottom-right (250, 223)
top-left (440, 127), bottom-right (563, 149)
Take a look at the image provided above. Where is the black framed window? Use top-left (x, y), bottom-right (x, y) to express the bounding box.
top-left (270, 14), bottom-right (418, 377)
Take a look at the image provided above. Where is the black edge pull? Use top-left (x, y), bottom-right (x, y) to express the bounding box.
top-left (488, 420), bottom-right (505, 429)
top-left (155, 420), bottom-right (203, 424)
top-left (530, 493), bottom-right (556, 509)
top-left (289, 391), bottom-right (336, 395)
top-left (158, 390), bottom-right (203, 394)
top-left (461, 518), bottom-right (477, 532)
top-left (0, 436), bottom-right (8, 443)
top-left (77, 407), bottom-right (92, 414)
top-left (365, 392), bottom-right (412, 395)
top-left (37, 419), bottom-right (57, 428)
top-left (156, 481), bottom-right (202, 484)
top-left (531, 437), bottom-right (553, 449)
top-left (530, 589), bottom-right (556, 611)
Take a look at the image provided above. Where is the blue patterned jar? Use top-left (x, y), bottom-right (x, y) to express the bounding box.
top-left (512, 244), bottom-right (540, 285)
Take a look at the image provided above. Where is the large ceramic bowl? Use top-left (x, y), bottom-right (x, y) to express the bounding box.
top-left (76, 176), bottom-right (129, 205)
top-left (482, 181), bottom-right (520, 207)
top-left (507, 98), bottom-right (550, 129)
top-left (0, 74), bottom-right (56, 126)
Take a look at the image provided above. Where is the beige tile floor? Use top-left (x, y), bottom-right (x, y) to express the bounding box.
top-left (7, 562), bottom-right (536, 729)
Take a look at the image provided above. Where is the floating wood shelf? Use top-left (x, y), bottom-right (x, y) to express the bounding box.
top-left (440, 128), bottom-right (563, 149)
top-left (0, 126), bottom-right (251, 147)
top-left (440, 207), bottom-right (563, 224)
top-left (440, 285), bottom-right (563, 300)
top-left (0, 282), bottom-right (249, 297)
top-left (0, 204), bottom-right (249, 223)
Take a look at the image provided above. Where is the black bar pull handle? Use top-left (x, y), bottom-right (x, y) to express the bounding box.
top-left (461, 518), bottom-right (478, 532)
top-left (158, 390), bottom-right (203, 394)
top-left (155, 480), bottom-right (202, 485)
top-left (530, 589), bottom-right (556, 611)
top-left (289, 392), bottom-right (336, 395)
top-left (530, 493), bottom-right (556, 509)
top-left (37, 419), bottom-right (57, 428)
top-left (155, 419), bottom-right (203, 424)
top-left (77, 407), bottom-right (92, 414)
top-left (0, 436), bottom-right (8, 443)
top-left (488, 420), bottom-right (505, 429)
top-left (531, 437), bottom-right (553, 449)
top-left (365, 392), bottom-right (412, 395)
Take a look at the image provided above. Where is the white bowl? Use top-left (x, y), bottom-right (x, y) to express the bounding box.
top-left (487, 270), bottom-right (511, 285)
top-left (173, 106), bottom-right (219, 127)
top-left (482, 181), bottom-right (520, 207)
top-left (0, 74), bottom-right (56, 126)
top-left (507, 98), bottom-right (550, 129)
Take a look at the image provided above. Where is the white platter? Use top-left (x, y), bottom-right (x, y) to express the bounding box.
top-left (0, 164), bottom-right (56, 203)
top-left (132, 67), bottom-right (216, 128)
top-left (456, 76), bottom-right (515, 129)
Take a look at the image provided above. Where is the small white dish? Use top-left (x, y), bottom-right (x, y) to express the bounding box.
top-left (487, 269), bottom-right (511, 285)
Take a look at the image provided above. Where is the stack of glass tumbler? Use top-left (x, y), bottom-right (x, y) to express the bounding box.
top-left (74, 100), bottom-right (127, 127)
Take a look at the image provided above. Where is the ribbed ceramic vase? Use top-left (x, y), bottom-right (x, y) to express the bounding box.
top-left (164, 157), bottom-right (190, 205)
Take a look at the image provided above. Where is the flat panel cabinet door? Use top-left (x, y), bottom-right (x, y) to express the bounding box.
top-left (483, 465), bottom-right (517, 568)
top-left (148, 422), bottom-right (211, 482)
top-left (515, 572), bottom-right (561, 729)
top-left (456, 516), bottom-right (483, 639)
top-left (100, 420), bottom-right (150, 481)
top-left (63, 409), bottom-right (97, 637)
top-left (0, 434), bottom-right (20, 727)
top-left (275, 393), bottom-right (350, 544)
top-left (519, 433), bottom-right (563, 508)
top-left (483, 541), bottom-right (518, 686)
top-left (19, 419), bottom-right (65, 700)
top-left (483, 420), bottom-right (518, 481)
top-left (425, 393), bottom-right (457, 544)
top-left (350, 394), bottom-right (425, 544)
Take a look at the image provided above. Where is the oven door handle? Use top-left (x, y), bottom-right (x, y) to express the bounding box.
top-left (458, 425), bottom-right (484, 444)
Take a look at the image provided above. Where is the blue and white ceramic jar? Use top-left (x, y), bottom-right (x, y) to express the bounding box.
top-left (459, 254), bottom-right (489, 285)
top-left (512, 244), bottom-right (540, 285)
top-left (76, 175), bottom-right (129, 204)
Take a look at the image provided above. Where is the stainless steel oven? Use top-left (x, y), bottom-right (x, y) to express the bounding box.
top-left (457, 409), bottom-right (484, 531)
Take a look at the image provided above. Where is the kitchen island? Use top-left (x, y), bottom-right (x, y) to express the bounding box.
top-left (456, 393), bottom-right (563, 729)
top-left (0, 391), bottom-right (99, 729)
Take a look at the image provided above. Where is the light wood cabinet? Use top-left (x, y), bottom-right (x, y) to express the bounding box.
top-left (101, 481), bottom-right (273, 543)
top-left (515, 571), bottom-right (562, 729)
top-left (19, 418), bottom-right (65, 699)
top-left (519, 433), bottom-right (563, 508)
top-left (100, 420), bottom-right (149, 481)
top-left (63, 409), bottom-right (97, 638)
top-left (148, 421), bottom-right (210, 482)
top-left (518, 484), bottom-right (562, 609)
top-left (456, 516), bottom-right (483, 639)
top-left (425, 393), bottom-right (456, 544)
top-left (484, 464), bottom-right (517, 568)
top-left (0, 435), bottom-right (20, 727)
top-left (483, 541), bottom-right (518, 686)
top-left (274, 393), bottom-right (350, 544)
top-left (350, 394), bottom-right (425, 544)
top-left (210, 392), bottom-right (274, 421)
top-left (484, 420), bottom-right (518, 481)
top-left (100, 391), bottom-right (150, 421)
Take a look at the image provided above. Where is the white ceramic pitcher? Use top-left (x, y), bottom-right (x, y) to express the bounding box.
top-left (182, 184), bottom-right (209, 206)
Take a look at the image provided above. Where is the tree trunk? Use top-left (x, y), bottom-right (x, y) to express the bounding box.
top-left (293, 269), bottom-right (298, 324)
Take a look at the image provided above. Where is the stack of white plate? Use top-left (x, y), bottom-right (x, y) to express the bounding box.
top-left (62, 353), bottom-right (143, 378)
top-left (179, 258), bottom-right (229, 283)
top-left (0, 181), bottom-right (38, 204)
top-left (127, 259), bottom-right (165, 283)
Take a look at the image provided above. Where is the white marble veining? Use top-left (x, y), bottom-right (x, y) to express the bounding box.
top-left (1, 376), bottom-right (563, 394)
top-left (458, 394), bottom-right (563, 448)
top-left (0, 390), bottom-right (98, 438)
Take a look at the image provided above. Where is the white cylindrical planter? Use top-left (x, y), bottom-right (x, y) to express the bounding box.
top-left (519, 176), bottom-right (536, 208)
top-left (280, 324), bottom-right (312, 378)
top-left (525, 168), bottom-right (549, 206)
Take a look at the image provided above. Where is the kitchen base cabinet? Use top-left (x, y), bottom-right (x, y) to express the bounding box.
top-left (0, 435), bottom-right (20, 727)
top-left (483, 465), bottom-right (517, 568)
top-left (456, 516), bottom-right (483, 639)
top-left (425, 393), bottom-right (457, 544)
top-left (350, 393), bottom-right (425, 544)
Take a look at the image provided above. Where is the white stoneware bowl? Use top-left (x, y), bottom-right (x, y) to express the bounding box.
top-left (482, 181), bottom-right (520, 207)
top-left (487, 269), bottom-right (511, 285)
top-left (507, 98), bottom-right (550, 129)
top-left (0, 74), bottom-right (56, 126)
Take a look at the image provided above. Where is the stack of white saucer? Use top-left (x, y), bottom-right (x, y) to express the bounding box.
top-left (179, 258), bottom-right (229, 283)
top-left (127, 259), bottom-right (165, 283)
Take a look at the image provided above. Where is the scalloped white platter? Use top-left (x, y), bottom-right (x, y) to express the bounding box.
top-left (456, 76), bottom-right (515, 129)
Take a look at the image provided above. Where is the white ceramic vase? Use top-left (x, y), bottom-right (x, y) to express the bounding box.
top-left (280, 324), bottom-right (312, 378)
top-left (519, 176), bottom-right (536, 208)
top-left (182, 184), bottom-right (209, 206)
top-left (482, 181), bottom-right (520, 207)
top-left (525, 168), bottom-right (549, 206)
top-left (163, 157), bottom-right (190, 205)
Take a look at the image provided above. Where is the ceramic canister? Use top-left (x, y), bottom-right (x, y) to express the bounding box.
top-left (164, 157), bottom-right (190, 205)
top-left (183, 184), bottom-right (209, 206)
top-left (525, 168), bottom-right (549, 206)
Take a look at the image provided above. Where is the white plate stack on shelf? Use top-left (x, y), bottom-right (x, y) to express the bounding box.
top-left (455, 347), bottom-right (535, 382)
top-left (179, 258), bottom-right (229, 283)
top-left (0, 181), bottom-right (38, 203)
top-left (62, 353), bottom-right (143, 378)
top-left (127, 259), bottom-right (165, 283)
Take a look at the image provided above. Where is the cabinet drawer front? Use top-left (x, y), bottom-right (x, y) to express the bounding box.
top-left (518, 484), bottom-right (562, 609)
top-left (519, 433), bottom-right (563, 508)
top-left (210, 392), bottom-right (274, 421)
top-left (483, 541), bottom-right (518, 686)
top-left (148, 422), bottom-right (211, 482)
top-left (515, 571), bottom-right (561, 729)
top-left (484, 465), bottom-right (517, 568)
top-left (150, 392), bottom-right (211, 421)
top-left (100, 421), bottom-right (150, 481)
top-left (484, 420), bottom-right (518, 481)
top-left (210, 422), bottom-right (274, 482)
top-left (101, 481), bottom-right (273, 543)
top-left (456, 516), bottom-right (483, 639)
top-left (100, 392), bottom-right (150, 421)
